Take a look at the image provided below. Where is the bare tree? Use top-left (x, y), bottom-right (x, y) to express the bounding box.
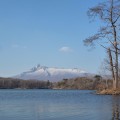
top-left (84, 0), bottom-right (120, 90)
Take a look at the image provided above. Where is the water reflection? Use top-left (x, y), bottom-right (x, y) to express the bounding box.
top-left (112, 96), bottom-right (120, 120)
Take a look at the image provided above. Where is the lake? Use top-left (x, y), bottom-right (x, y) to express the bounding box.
top-left (0, 89), bottom-right (119, 120)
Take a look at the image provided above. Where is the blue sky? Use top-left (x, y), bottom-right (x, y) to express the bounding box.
top-left (0, 0), bottom-right (106, 77)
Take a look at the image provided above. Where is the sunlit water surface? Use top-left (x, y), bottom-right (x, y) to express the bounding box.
top-left (0, 89), bottom-right (119, 120)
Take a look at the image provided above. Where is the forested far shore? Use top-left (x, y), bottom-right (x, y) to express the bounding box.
top-left (0, 76), bottom-right (118, 90)
top-left (0, 77), bottom-right (52, 89)
top-left (53, 76), bottom-right (120, 90)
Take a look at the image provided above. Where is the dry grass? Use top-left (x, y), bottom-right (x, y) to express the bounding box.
top-left (97, 89), bottom-right (120, 95)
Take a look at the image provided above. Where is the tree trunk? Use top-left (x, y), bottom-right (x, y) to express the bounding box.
top-left (108, 48), bottom-right (116, 89)
top-left (114, 44), bottom-right (118, 89)
top-left (110, 0), bottom-right (118, 90)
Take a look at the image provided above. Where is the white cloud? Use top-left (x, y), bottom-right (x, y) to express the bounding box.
top-left (59, 46), bottom-right (73, 53)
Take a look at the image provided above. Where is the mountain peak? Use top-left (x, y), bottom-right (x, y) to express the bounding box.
top-left (31, 64), bottom-right (48, 72)
top-left (14, 65), bottom-right (92, 82)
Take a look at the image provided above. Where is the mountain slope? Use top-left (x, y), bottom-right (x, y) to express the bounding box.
top-left (14, 64), bottom-right (92, 82)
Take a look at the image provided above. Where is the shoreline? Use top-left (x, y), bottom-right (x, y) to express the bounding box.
top-left (97, 89), bottom-right (120, 95)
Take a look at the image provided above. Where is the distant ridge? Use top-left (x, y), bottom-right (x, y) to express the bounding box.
top-left (13, 64), bottom-right (93, 82)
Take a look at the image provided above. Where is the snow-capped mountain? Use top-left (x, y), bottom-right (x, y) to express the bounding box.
top-left (14, 64), bottom-right (92, 82)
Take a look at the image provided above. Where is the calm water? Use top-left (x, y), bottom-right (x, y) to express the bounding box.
top-left (0, 89), bottom-right (119, 120)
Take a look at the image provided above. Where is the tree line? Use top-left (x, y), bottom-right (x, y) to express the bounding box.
top-left (53, 76), bottom-right (116, 90)
top-left (0, 75), bottom-right (118, 90)
top-left (0, 77), bottom-right (52, 89)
